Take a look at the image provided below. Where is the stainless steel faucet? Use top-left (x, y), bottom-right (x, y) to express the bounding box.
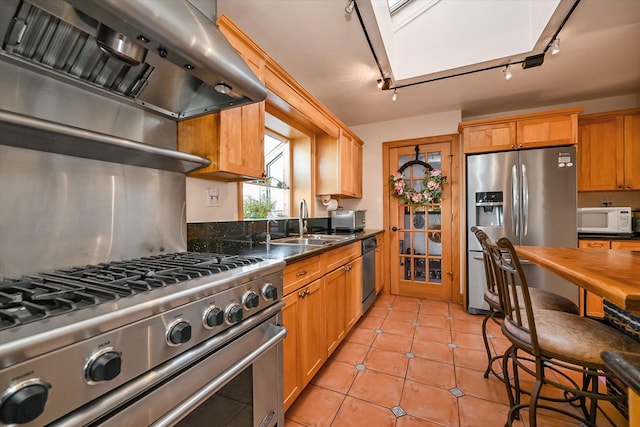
top-left (299, 199), bottom-right (308, 237)
top-left (265, 219), bottom-right (278, 250)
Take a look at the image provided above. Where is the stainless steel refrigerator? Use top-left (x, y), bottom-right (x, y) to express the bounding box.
top-left (466, 146), bottom-right (578, 313)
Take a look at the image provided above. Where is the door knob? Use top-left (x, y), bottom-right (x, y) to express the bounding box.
top-left (391, 226), bottom-right (398, 231)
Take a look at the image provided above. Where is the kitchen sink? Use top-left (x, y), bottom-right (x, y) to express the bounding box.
top-left (270, 234), bottom-right (353, 246)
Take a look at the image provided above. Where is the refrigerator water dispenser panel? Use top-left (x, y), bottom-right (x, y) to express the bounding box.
top-left (475, 191), bottom-right (504, 227)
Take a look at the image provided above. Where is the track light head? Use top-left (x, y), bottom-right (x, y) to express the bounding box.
top-left (379, 77), bottom-right (391, 90)
top-left (503, 65), bottom-right (512, 80)
top-left (345, 0), bottom-right (355, 14)
top-left (550, 38), bottom-right (560, 55)
top-left (522, 53), bottom-right (545, 69)
top-left (392, 89), bottom-right (397, 101)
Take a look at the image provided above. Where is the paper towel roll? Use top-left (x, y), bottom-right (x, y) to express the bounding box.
top-left (326, 199), bottom-right (339, 211)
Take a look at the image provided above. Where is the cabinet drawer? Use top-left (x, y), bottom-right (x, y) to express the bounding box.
top-left (578, 240), bottom-right (610, 250)
top-left (325, 242), bottom-right (360, 272)
top-left (283, 255), bottom-right (324, 295)
top-left (611, 241), bottom-right (640, 251)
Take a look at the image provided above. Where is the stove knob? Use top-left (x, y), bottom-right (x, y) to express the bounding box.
top-left (226, 304), bottom-right (243, 324)
top-left (167, 319), bottom-right (191, 346)
top-left (262, 284), bottom-right (278, 301)
top-left (0, 380), bottom-right (50, 425)
top-left (85, 349), bottom-right (122, 382)
top-left (243, 291), bottom-right (260, 309)
top-left (203, 306), bottom-right (224, 329)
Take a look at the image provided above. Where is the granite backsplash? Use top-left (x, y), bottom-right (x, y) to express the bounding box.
top-left (188, 217), bottom-right (331, 255)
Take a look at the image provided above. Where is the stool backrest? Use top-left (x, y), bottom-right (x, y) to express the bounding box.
top-left (487, 237), bottom-right (541, 354)
top-left (470, 226), bottom-right (502, 308)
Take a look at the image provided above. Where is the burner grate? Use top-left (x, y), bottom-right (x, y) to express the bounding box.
top-left (0, 252), bottom-right (262, 331)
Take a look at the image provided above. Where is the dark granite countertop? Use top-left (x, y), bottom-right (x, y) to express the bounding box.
top-left (236, 229), bottom-right (384, 264)
top-left (601, 350), bottom-right (640, 395)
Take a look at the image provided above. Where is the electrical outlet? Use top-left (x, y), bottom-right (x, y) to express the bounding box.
top-left (207, 187), bottom-right (221, 207)
top-left (600, 197), bottom-right (613, 207)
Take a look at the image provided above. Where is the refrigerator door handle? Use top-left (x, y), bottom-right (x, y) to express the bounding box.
top-left (522, 163), bottom-right (529, 237)
top-left (511, 164), bottom-right (519, 237)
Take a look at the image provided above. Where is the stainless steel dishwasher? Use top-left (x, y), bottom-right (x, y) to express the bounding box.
top-left (361, 236), bottom-right (377, 314)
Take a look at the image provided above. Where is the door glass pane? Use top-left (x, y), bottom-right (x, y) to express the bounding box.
top-left (414, 257), bottom-right (426, 282)
top-left (428, 258), bottom-right (442, 284)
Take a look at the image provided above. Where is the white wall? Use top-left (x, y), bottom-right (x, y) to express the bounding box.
top-left (340, 110), bottom-right (462, 229)
top-left (186, 178), bottom-right (238, 223)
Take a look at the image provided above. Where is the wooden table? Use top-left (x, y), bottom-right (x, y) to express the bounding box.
top-left (514, 246), bottom-right (640, 313)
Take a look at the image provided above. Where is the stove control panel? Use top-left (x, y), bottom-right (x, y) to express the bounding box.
top-left (0, 268), bottom-right (284, 427)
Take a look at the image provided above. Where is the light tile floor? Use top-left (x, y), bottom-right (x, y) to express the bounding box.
top-left (285, 295), bottom-right (628, 427)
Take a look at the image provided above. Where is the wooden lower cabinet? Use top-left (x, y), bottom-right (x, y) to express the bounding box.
top-left (324, 256), bottom-right (363, 356)
top-left (283, 277), bottom-right (325, 411)
top-left (578, 239), bottom-right (640, 318)
top-left (282, 243), bottom-right (365, 410)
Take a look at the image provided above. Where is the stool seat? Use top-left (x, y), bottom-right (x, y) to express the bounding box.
top-left (504, 309), bottom-right (640, 367)
top-left (484, 288), bottom-right (578, 315)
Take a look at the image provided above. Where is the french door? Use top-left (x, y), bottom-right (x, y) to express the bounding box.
top-left (386, 141), bottom-right (453, 301)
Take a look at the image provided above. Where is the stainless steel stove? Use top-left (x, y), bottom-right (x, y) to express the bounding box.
top-left (0, 252), bottom-right (286, 426)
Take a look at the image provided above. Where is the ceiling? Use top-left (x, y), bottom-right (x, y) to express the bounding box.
top-left (217, 0), bottom-right (640, 127)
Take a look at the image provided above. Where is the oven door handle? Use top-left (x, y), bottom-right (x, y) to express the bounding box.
top-left (151, 322), bottom-right (287, 427)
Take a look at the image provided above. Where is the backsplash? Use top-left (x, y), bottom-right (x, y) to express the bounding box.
top-left (188, 217), bottom-right (330, 254)
top-left (578, 191), bottom-right (640, 208)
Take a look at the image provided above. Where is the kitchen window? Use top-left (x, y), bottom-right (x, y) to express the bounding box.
top-left (242, 132), bottom-right (290, 218)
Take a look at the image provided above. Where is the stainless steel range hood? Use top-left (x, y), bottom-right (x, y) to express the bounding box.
top-left (0, 0), bottom-right (267, 120)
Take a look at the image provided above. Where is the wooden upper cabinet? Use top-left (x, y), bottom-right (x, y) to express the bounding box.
top-left (623, 112), bottom-right (640, 191)
top-left (516, 113), bottom-right (577, 148)
top-left (578, 108), bottom-right (640, 191)
top-left (460, 107), bottom-right (582, 154)
top-left (316, 129), bottom-right (363, 198)
top-left (177, 105), bottom-right (265, 181)
top-left (461, 122), bottom-right (515, 153)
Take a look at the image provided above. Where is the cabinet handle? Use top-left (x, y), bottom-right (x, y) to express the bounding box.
top-left (587, 242), bottom-right (604, 248)
top-left (305, 289), bottom-right (310, 296)
top-left (298, 290), bottom-right (306, 298)
top-left (618, 185), bottom-right (624, 189)
top-left (628, 185), bottom-right (632, 189)
top-left (296, 269), bottom-right (308, 277)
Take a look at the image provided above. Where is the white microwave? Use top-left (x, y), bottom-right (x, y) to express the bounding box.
top-left (577, 207), bottom-right (633, 235)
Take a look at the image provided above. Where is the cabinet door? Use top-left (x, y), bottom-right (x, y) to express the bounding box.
top-left (282, 292), bottom-right (300, 411)
top-left (578, 115), bottom-right (624, 191)
top-left (624, 113), bottom-right (640, 190)
top-left (324, 267), bottom-right (347, 356)
top-left (339, 132), bottom-right (355, 197)
top-left (516, 113), bottom-right (576, 149)
top-left (219, 102), bottom-right (265, 179)
top-left (299, 278), bottom-right (326, 385)
top-left (578, 239), bottom-right (609, 318)
top-left (462, 122), bottom-right (515, 153)
top-left (346, 257), bottom-right (363, 330)
top-left (611, 240), bottom-right (640, 251)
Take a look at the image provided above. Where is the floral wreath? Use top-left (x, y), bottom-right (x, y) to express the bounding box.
top-left (390, 169), bottom-right (447, 208)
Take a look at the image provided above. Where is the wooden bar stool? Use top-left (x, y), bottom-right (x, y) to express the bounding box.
top-left (488, 237), bottom-right (640, 426)
top-left (470, 227), bottom-right (578, 380)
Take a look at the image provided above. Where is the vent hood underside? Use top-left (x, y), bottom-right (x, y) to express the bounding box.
top-left (0, 0), bottom-right (267, 119)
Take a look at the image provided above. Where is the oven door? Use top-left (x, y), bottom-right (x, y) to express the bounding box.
top-left (53, 310), bottom-right (286, 427)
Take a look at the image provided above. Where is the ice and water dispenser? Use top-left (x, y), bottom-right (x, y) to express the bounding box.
top-left (475, 191), bottom-right (504, 228)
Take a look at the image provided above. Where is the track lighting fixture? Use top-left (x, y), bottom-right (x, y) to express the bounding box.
top-left (345, 0), bottom-right (355, 14)
top-left (503, 65), bottom-right (512, 80)
top-left (377, 76), bottom-right (391, 90)
top-left (392, 89), bottom-right (397, 101)
top-left (550, 38), bottom-right (560, 55)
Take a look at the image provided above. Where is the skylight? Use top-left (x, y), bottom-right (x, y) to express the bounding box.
top-left (373, 0), bottom-right (562, 81)
top-left (388, 0), bottom-right (411, 15)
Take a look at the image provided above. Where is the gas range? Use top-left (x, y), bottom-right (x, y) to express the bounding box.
top-left (0, 252), bottom-right (285, 426)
